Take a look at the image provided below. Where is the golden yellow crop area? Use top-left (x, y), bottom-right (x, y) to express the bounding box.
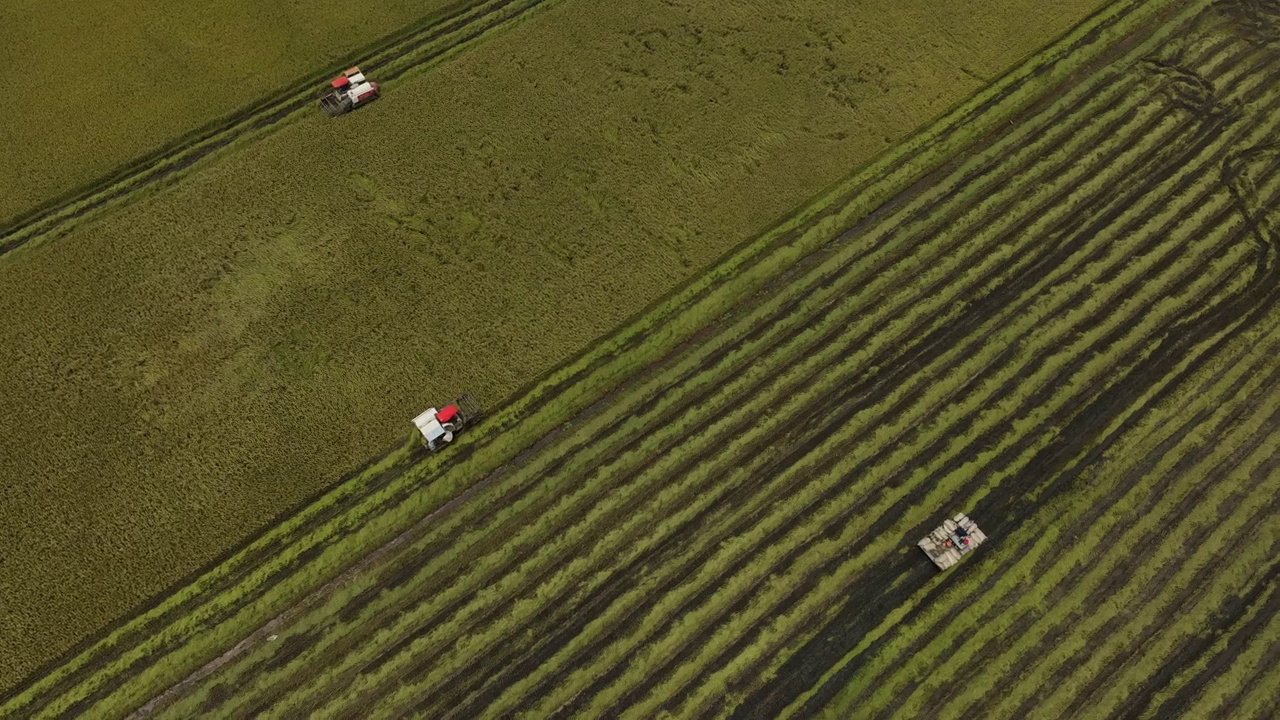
top-left (0, 0), bottom-right (1108, 694)
top-left (0, 0), bottom-right (459, 225)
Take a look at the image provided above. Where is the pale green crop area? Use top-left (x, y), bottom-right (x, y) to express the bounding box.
top-left (0, 0), bottom-right (459, 226)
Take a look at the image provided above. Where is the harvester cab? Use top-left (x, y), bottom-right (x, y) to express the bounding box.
top-left (412, 393), bottom-right (481, 452)
top-left (918, 513), bottom-right (987, 570)
top-left (320, 66), bottom-right (379, 117)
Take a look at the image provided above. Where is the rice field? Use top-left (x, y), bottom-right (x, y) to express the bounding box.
top-left (6, 0), bottom-right (1275, 716)
top-left (0, 0), bottom-right (462, 228)
top-left (0, 0), bottom-right (1111, 694)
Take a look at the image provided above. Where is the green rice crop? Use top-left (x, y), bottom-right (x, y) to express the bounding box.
top-left (11, 0), bottom-right (1280, 717)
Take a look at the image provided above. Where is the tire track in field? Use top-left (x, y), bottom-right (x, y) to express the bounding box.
top-left (611, 54), bottom-right (1280, 712)
top-left (920, 183), bottom-right (1280, 719)
top-left (1139, 516), bottom-right (1280, 718)
top-left (1096, 536), bottom-right (1280, 719)
top-left (0, 0), bottom-right (551, 257)
top-left (972, 422), bottom-right (1280, 719)
top-left (875, 147), bottom-right (1280, 717)
top-left (901, 149), bottom-right (1280, 712)
top-left (1206, 615), bottom-right (1280, 720)
top-left (776, 331), bottom-right (1280, 720)
top-left (1002, 369), bottom-right (1280, 714)
top-left (209, 37), bottom-right (1177, 712)
top-left (922, 378), bottom-right (1280, 717)
top-left (1033, 462), bottom-right (1280, 719)
top-left (833, 382), bottom-right (1280, 720)
top-left (798, 133), bottom-right (1269, 712)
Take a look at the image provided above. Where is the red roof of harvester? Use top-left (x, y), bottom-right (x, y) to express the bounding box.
top-left (437, 405), bottom-right (459, 423)
top-left (331, 76), bottom-right (350, 89)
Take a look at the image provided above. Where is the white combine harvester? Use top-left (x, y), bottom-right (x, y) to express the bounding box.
top-left (918, 513), bottom-right (987, 570)
top-left (320, 66), bottom-right (380, 117)
top-left (412, 393), bottom-right (481, 452)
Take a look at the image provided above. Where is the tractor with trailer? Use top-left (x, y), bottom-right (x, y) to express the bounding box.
top-left (918, 513), bottom-right (987, 570)
top-left (320, 66), bottom-right (379, 117)
top-left (412, 393), bottom-right (481, 452)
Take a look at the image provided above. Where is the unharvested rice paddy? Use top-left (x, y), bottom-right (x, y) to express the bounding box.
top-left (0, 0), bottom-right (460, 228)
top-left (0, 0), bottom-right (1110, 693)
top-left (4, 0), bottom-right (1276, 717)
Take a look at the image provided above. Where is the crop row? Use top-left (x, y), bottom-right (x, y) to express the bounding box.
top-left (887, 387), bottom-right (1279, 720)
top-left (809, 130), bottom-right (1280, 720)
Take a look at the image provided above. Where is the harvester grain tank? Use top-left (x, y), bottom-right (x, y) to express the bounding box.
top-left (320, 66), bottom-right (379, 117)
top-left (412, 393), bottom-right (481, 452)
top-left (918, 513), bottom-right (987, 570)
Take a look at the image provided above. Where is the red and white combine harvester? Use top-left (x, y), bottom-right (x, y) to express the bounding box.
top-left (412, 393), bottom-right (481, 452)
top-left (320, 66), bottom-right (379, 117)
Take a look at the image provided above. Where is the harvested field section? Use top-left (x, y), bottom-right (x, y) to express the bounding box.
top-left (46, 0), bottom-right (1269, 717)
top-left (0, 0), bottom-right (1113, 696)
